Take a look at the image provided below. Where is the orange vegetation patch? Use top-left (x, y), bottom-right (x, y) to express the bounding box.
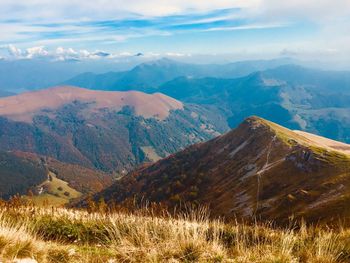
top-left (0, 86), bottom-right (183, 122)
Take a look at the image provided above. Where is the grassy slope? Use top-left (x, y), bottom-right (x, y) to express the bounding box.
top-left (1, 206), bottom-right (350, 263)
top-left (30, 172), bottom-right (82, 206)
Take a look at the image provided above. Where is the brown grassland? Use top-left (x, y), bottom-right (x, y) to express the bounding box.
top-left (0, 199), bottom-right (350, 263)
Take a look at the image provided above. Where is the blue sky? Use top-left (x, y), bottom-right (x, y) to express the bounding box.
top-left (0, 0), bottom-right (349, 63)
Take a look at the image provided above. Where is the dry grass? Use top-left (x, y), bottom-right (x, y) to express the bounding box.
top-left (0, 206), bottom-right (349, 262)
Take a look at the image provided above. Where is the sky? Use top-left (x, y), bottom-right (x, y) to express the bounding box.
top-left (0, 0), bottom-right (350, 64)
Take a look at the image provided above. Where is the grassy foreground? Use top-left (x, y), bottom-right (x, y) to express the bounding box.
top-left (0, 205), bottom-right (350, 262)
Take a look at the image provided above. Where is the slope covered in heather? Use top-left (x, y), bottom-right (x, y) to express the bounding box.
top-left (97, 116), bottom-right (350, 224)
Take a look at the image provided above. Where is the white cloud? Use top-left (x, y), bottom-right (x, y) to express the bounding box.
top-left (202, 23), bottom-right (286, 32)
top-left (4, 45), bottom-right (50, 59)
top-left (2, 44), bottom-right (149, 61)
top-left (254, 0), bottom-right (350, 23)
top-left (26, 46), bottom-right (49, 58)
top-left (7, 44), bottom-right (23, 57)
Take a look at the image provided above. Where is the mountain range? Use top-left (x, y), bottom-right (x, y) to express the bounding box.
top-left (158, 64), bottom-right (350, 143)
top-left (96, 116), bottom-right (350, 224)
top-left (0, 86), bottom-right (226, 173)
top-left (63, 60), bottom-right (350, 143)
top-left (63, 58), bottom-right (294, 92)
top-left (1, 57), bottom-right (350, 225)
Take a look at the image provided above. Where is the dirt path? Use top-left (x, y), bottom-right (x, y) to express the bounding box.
top-left (255, 135), bottom-right (281, 215)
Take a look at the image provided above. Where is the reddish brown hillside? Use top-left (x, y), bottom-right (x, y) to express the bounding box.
top-left (0, 86), bottom-right (183, 122)
top-left (97, 116), bottom-right (350, 224)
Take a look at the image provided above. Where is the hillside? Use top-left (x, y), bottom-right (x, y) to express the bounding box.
top-left (0, 86), bottom-right (226, 172)
top-left (0, 151), bottom-right (112, 201)
top-left (97, 116), bottom-right (350, 224)
top-left (0, 151), bottom-right (47, 199)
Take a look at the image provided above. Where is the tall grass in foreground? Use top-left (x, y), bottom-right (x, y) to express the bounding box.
top-left (0, 205), bottom-right (350, 262)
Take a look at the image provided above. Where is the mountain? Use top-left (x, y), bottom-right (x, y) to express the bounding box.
top-left (96, 116), bottom-right (350, 224)
top-left (63, 58), bottom-right (294, 92)
top-left (0, 86), bottom-right (226, 173)
top-left (158, 65), bottom-right (350, 143)
top-left (159, 71), bottom-right (300, 130)
top-left (0, 151), bottom-right (111, 200)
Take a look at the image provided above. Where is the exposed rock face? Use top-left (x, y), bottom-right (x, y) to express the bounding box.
top-left (96, 116), bottom-right (350, 224)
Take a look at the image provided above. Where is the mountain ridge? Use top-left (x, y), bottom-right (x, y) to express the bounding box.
top-left (0, 86), bottom-right (183, 123)
top-left (94, 116), bottom-right (350, 224)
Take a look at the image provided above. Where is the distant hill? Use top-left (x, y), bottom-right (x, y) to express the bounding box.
top-left (63, 58), bottom-right (294, 92)
top-left (0, 86), bottom-right (227, 172)
top-left (158, 65), bottom-right (350, 143)
top-left (96, 116), bottom-right (350, 224)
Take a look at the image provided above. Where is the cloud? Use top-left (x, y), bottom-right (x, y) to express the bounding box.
top-left (1, 44), bottom-right (111, 61)
top-left (55, 47), bottom-right (114, 61)
top-left (202, 23), bottom-right (286, 32)
top-left (1, 44), bottom-right (170, 61)
top-left (26, 46), bottom-right (49, 58)
top-left (0, 0), bottom-right (256, 20)
top-left (0, 0), bottom-right (349, 61)
top-left (254, 0), bottom-right (350, 23)
top-left (0, 6), bottom-right (278, 49)
top-left (7, 44), bottom-right (22, 57)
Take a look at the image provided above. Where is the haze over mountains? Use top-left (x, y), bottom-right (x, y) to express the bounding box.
top-left (0, 58), bottom-right (142, 93)
top-left (61, 58), bottom-right (350, 143)
top-left (63, 58), bottom-right (295, 92)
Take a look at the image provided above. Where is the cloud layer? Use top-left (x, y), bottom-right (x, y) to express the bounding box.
top-left (0, 0), bottom-right (349, 61)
